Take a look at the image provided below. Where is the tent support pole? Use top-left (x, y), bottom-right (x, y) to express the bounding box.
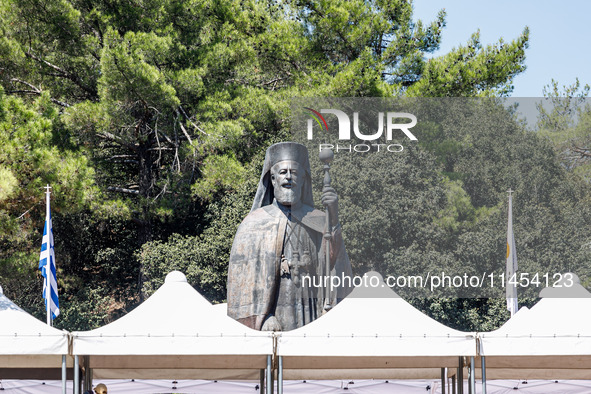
top-left (481, 356), bottom-right (487, 394)
top-left (278, 356), bottom-right (283, 394)
top-left (452, 374), bottom-right (456, 394)
top-left (469, 356), bottom-right (476, 394)
top-left (441, 368), bottom-right (446, 394)
top-left (447, 368), bottom-right (451, 394)
top-left (62, 355), bottom-right (66, 394)
top-left (457, 357), bottom-right (463, 394)
top-left (83, 356), bottom-right (92, 393)
top-left (467, 357), bottom-right (471, 394)
top-left (74, 355), bottom-right (79, 394)
top-left (266, 355), bottom-right (273, 394)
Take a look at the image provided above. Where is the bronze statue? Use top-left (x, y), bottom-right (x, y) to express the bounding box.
top-left (227, 142), bottom-right (352, 331)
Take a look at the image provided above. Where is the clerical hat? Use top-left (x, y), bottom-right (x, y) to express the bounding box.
top-left (264, 142), bottom-right (310, 170)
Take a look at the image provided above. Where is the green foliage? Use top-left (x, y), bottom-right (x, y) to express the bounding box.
top-left (54, 211), bottom-right (140, 298)
top-left (0, 0), bottom-right (530, 243)
top-left (140, 167), bottom-right (258, 302)
top-left (536, 78), bottom-right (590, 132)
top-left (408, 29), bottom-right (529, 97)
top-left (0, 166), bottom-right (18, 202)
top-left (410, 297), bottom-right (538, 332)
top-left (53, 287), bottom-right (113, 331)
top-left (99, 29), bottom-right (179, 109)
top-left (0, 92), bottom-right (96, 209)
top-left (435, 179), bottom-right (492, 233)
top-left (4, 0), bottom-right (585, 334)
top-left (0, 90), bottom-right (98, 324)
top-left (326, 146), bottom-right (448, 278)
top-left (192, 154), bottom-right (246, 201)
top-left (535, 79), bottom-right (591, 181)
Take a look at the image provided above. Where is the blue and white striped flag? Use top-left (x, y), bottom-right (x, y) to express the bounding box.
top-left (38, 185), bottom-right (59, 322)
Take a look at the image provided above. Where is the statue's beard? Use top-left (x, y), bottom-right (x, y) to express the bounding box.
top-left (274, 187), bottom-right (300, 206)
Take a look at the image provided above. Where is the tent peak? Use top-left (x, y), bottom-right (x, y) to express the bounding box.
top-left (347, 271), bottom-right (400, 299)
top-left (165, 271), bottom-right (187, 283)
top-left (538, 272), bottom-right (591, 298)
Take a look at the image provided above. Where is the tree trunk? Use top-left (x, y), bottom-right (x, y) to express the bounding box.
top-left (136, 131), bottom-right (155, 299)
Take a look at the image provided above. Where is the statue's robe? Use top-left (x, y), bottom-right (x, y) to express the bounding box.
top-left (227, 200), bottom-right (352, 331)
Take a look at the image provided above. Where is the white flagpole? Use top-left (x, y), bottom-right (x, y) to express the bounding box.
top-left (45, 184), bottom-right (52, 326)
top-left (506, 188), bottom-right (518, 317)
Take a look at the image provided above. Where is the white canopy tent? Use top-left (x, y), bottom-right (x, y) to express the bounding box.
top-left (442, 379), bottom-right (591, 394)
top-left (277, 272), bottom-right (477, 390)
top-left (6, 378), bottom-right (591, 394)
top-left (0, 285), bottom-right (70, 386)
top-left (71, 271), bottom-right (273, 385)
top-left (0, 378), bottom-right (448, 393)
top-left (479, 278), bottom-right (591, 379)
top-left (211, 303), bottom-right (457, 380)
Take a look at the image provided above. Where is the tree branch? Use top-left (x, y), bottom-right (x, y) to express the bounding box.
top-left (573, 147), bottom-right (591, 158)
top-left (51, 98), bottom-right (71, 108)
top-left (25, 51), bottom-right (97, 97)
top-left (10, 78), bottom-right (40, 92)
top-left (107, 186), bottom-right (140, 195)
top-left (178, 117), bottom-right (193, 145)
top-left (178, 105), bottom-right (208, 136)
top-left (147, 147), bottom-right (174, 151)
top-left (97, 131), bottom-right (138, 152)
top-left (8, 90), bottom-right (41, 95)
top-left (17, 203), bottom-right (40, 220)
top-left (9, 78), bottom-right (71, 107)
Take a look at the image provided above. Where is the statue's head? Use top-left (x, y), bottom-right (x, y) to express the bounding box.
top-left (251, 142), bottom-right (313, 211)
top-left (94, 384), bottom-right (107, 394)
top-left (270, 160), bottom-right (302, 206)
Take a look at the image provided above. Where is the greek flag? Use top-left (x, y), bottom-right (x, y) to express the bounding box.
top-left (506, 190), bottom-right (518, 317)
top-left (39, 186), bottom-right (59, 321)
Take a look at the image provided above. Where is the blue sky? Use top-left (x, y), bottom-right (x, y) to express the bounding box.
top-left (413, 0), bottom-right (591, 97)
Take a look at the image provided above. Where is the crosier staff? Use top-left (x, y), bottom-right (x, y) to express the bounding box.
top-left (319, 147), bottom-right (335, 312)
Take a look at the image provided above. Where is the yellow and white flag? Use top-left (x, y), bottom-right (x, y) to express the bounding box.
top-left (506, 190), bottom-right (518, 316)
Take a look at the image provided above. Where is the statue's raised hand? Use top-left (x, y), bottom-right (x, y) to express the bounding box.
top-left (321, 186), bottom-right (339, 228)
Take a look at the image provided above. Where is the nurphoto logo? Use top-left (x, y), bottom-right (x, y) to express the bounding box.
top-left (304, 107), bottom-right (418, 153)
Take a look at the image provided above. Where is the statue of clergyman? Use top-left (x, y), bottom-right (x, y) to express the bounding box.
top-left (227, 142), bottom-right (353, 331)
